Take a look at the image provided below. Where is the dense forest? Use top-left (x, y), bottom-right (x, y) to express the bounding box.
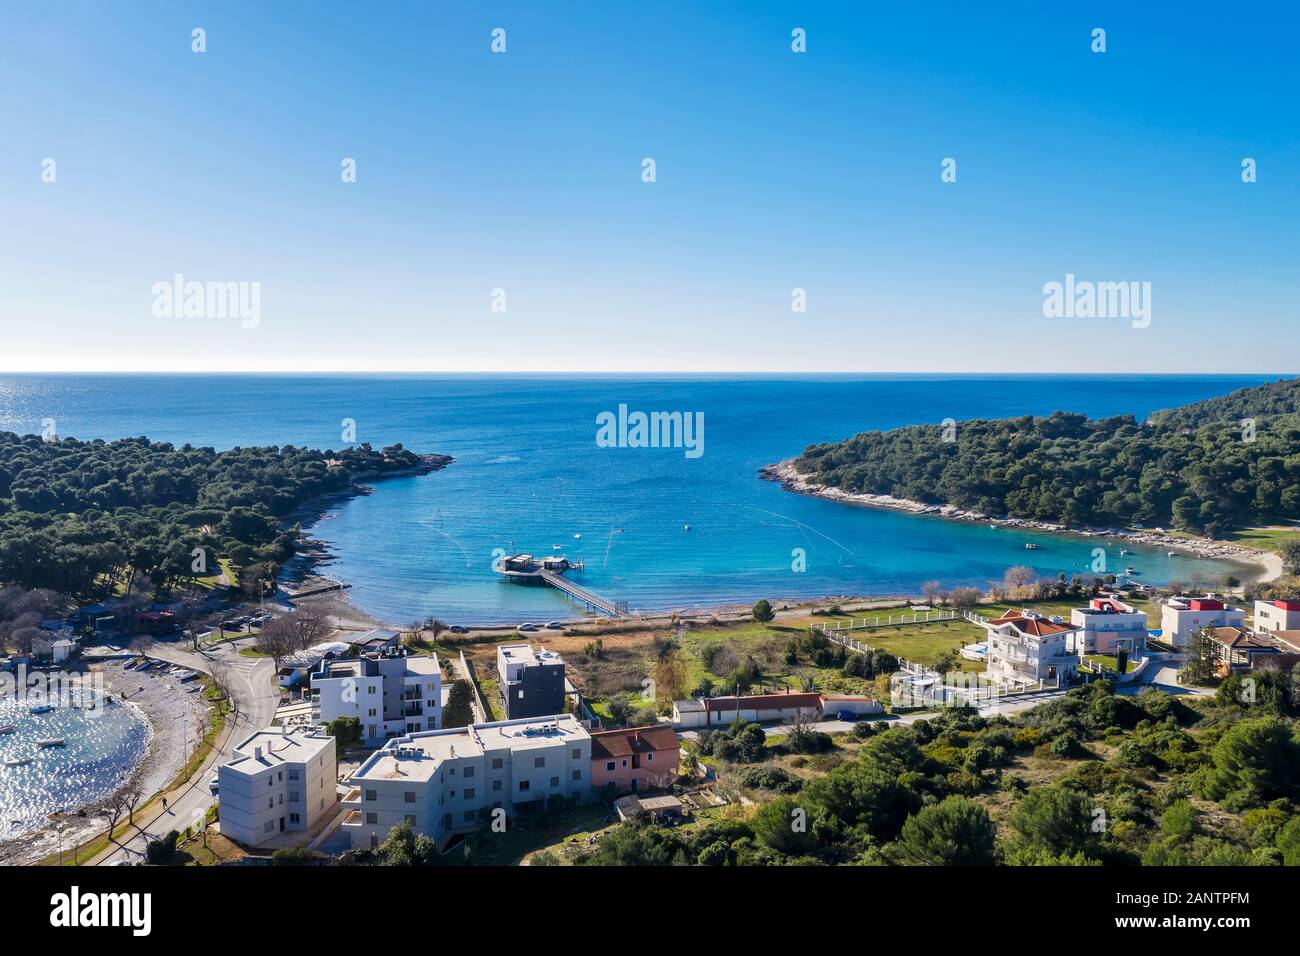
top-left (0, 432), bottom-right (443, 598)
top-left (793, 377), bottom-right (1300, 536)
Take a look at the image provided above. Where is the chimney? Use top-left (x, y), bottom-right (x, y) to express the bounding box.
top-left (254, 745), bottom-right (263, 760)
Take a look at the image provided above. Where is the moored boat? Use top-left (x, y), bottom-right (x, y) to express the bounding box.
top-left (37, 738), bottom-right (65, 748)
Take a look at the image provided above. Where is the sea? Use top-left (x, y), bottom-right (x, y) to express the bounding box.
top-left (0, 374), bottom-right (1276, 624)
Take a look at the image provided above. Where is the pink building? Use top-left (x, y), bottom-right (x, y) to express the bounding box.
top-left (589, 726), bottom-right (680, 795)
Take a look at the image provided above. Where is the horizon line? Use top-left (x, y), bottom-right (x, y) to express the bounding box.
top-left (0, 369), bottom-right (1295, 378)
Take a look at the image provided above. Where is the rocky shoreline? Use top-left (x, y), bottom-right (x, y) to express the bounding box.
top-left (760, 459), bottom-right (1282, 583)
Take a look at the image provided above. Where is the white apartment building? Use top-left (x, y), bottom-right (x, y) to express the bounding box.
top-left (311, 651), bottom-right (442, 747)
top-left (341, 714), bottom-right (591, 851)
top-left (1070, 596), bottom-right (1148, 655)
top-left (981, 610), bottom-right (1080, 685)
top-left (1253, 599), bottom-right (1300, 634)
top-left (218, 728), bottom-right (337, 847)
top-left (1160, 596), bottom-right (1246, 649)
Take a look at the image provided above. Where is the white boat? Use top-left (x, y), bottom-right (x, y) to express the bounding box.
top-left (3, 756), bottom-right (33, 768)
top-left (37, 738), bottom-right (65, 748)
top-left (1024, 543), bottom-right (1038, 550)
top-left (0, 725), bottom-right (15, 735)
top-left (1125, 567), bottom-right (1137, 574)
top-left (573, 533), bottom-right (581, 539)
top-left (1167, 551), bottom-right (1176, 557)
top-left (28, 704), bottom-right (54, 715)
top-left (684, 524), bottom-right (691, 531)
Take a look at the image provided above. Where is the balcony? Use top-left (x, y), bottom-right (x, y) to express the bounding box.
top-left (342, 787), bottom-right (361, 808)
top-left (341, 809), bottom-right (362, 827)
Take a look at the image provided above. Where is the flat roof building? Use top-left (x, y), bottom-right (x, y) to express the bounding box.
top-left (341, 714), bottom-right (590, 851)
top-left (496, 643), bottom-right (566, 720)
top-left (218, 728), bottom-right (337, 847)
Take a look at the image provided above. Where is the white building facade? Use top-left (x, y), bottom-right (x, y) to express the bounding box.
top-left (312, 652), bottom-right (442, 747)
top-left (341, 714), bottom-right (591, 851)
top-left (1070, 597), bottom-right (1148, 655)
top-left (1160, 596), bottom-right (1246, 649)
top-left (218, 728), bottom-right (337, 847)
top-left (1254, 599), bottom-right (1300, 634)
top-left (981, 610), bottom-right (1080, 685)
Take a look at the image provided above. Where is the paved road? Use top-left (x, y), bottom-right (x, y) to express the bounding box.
top-left (90, 639), bottom-right (278, 865)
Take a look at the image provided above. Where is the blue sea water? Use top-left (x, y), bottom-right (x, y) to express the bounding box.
top-left (0, 374), bottom-right (1276, 624)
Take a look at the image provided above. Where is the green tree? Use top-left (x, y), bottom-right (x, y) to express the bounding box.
top-left (1160, 799), bottom-right (1198, 840)
top-left (1005, 786), bottom-right (1094, 858)
top-left (1281, 538), bottom-right (1300, 576)
top-left (442, 679), bottom-right (475, 728)
top-left (751, 796), bottom-right (817, 855)
top-left (325, 715), bottom-right (362, 756)
top-left (1198, 717), bottom-right (1300, 808)
top-left (377, 820), bottom-right (438, 865)
top-left (752, 599), bottom-right (775, 623)
top-left (895, 796), bottom-right (997, 865)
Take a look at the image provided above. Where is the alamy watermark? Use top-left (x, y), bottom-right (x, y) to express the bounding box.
top-left (1042, 273), bottom-right (1150, 329)
top-left (152, 274), bottom-right (261, 328)
top-left (595, 404), bottom-right (704, 459)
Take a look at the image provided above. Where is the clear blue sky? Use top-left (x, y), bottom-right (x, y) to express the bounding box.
top-left (2, 1), bottom-right (1297, 373)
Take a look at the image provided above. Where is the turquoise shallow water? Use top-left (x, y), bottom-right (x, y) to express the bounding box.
top-left (0, 374), bottom-right (1273, 623)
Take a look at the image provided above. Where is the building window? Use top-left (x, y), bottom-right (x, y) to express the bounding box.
top-left (606, 761), bottom-right (615, 772)
top-left (519, 780), bottom-right (530, 792)
top-left (534, 756), bottom-right (545, 768)
top-left (492, 758), bottom-right (504, 770)
top-left (572, 770), bottom-right (581, 781)
top-left (288, 770), bottom-right (299, 781)
top-left (463, 766), bottom-right (475, 778)
top-left (264, 820), bottom-right (275, 834)
top-left (492, 780), bottom-right (502, 792)
top-left (465, 788), bottom-right (475, 799)
top-left (571, 748), bottom-right (580, 759)
top-left (550, 776), bottom-right (559, 787)
top-left (289, 791), bottom-right (300, 803)
top-left (404, 791), bottom-right (416, 803)
top-left (289, 813), bottom-right (300, 824)
top-left (365, 789), bottom-right (376, 801)
top-left (366, 812), bottom-right (378, 824)
top-left (647, 753), bottom-right (653, 761)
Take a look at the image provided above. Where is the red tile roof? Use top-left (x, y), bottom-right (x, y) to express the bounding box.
top-left (589, 725), bottom-right (680, 760)
top-left (988, 610), bottom-right (1076, 636)
top-left (704, 692), bottom-right (823, 713)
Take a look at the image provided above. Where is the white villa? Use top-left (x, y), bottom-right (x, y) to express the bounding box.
top-left (341, 714), bottom-right (591, 851)
top-left (1253, 599), bottom-right (1300, 634)
top-left (1070, 596), bottom-right (1148, 656)
top-left (1160, 596), bottom-right (1246, 649)
top-left (311, 651), bottom-right (443, 747)
top-left (980, 609), bottom-right (1080, 685)
top-left (217, 728), bottom-right (337, 847)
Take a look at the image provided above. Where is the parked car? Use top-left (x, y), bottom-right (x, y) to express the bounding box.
top-left (545, 621), bottom-right (564, 630)
top-left (448, 625), bottom-right (469, 634)
top-left (836, 710), bottom-right (857, 722)
top-left (516, 623), bottom-right (538, 632)
top-left (208, 774), bottom-right (220, 796)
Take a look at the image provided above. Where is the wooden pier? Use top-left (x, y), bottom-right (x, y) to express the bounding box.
top-left (538, 569), bottom-right (623, 617)
top-left (497, 552), bottom-right (626, 618)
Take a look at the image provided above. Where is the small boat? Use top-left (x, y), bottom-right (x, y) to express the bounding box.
top-left (28, 704), bottom-right (54, 715)
top-left (1024, 543), bottom-right (1038, 550)
top-left (684, 524), bottom-right (691, 531)
top-left (988, 524), bottom-right (997, 529)
top-left (37, 738), bottom-right (65, 748)
top-left (1125, 567), bottom-right (1137, 575)
top-left (0, 725), bottom-right (15, 735)
top-left (1119, 548), bottom-right (1128, 555)
top-left (552, 544), bottom-right (562, 551)
top-left (1167, 551), bottom-right (1176, 557)
top-left (3, 756), bottom-right (33, 768)
top-left (573, 533), bottom-right (582, 539)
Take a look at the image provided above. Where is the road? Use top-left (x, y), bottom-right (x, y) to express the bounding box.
top-left (90, 637), bottom-right (279, 865)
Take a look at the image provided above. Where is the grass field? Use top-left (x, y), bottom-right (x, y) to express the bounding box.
top-left (1225, 524), bottom-right (1300, 553)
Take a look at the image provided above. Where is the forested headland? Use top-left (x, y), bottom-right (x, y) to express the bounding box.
top-left (0, 432), bottom-right (450, 599)
top-left (791, 377), bottom-right (1300, 538)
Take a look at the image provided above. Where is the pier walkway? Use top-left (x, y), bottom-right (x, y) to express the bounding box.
top-left (538, 568), bottom-right (624, 617)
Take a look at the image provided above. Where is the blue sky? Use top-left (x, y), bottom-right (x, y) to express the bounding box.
top-left (1, 1), bottom-right (1297, 373)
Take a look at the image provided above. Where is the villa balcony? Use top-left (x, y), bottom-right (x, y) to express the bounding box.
top-left (341, 809), bottom-right (362, 827)
top-left (342, 787), bottom-right (361, 809)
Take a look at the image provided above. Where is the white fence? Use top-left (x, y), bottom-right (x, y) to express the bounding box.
top-left (819, 609), bottom-right (959, 633)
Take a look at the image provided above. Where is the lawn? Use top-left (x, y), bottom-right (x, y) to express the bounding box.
top-left (1224, 524), bottom-right (1300, 553)
top-left (451, 803), bottom-right (615, 866)
top-left (826, 619), bottom-right (988, 672)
